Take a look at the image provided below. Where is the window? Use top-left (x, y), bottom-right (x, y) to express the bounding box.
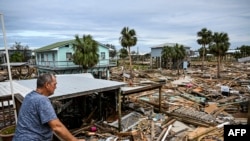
top-left (37, 54), bottom-right (40, 62)
top-left (66, 52), bottom-right (72, 61)
top-left (101, 52), bottom-right (105, 60)
top-left (41, 53), bottom-right (44, 61)
top-left (52, 53), bottom-right (55, 61)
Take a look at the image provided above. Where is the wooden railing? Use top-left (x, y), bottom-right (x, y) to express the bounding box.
top-left (36, 59), bottom-right (117, 68)
top-left (0, 95), bottom-right (15, 129)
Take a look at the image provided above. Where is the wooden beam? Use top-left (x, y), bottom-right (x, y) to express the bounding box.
top-left (248, 99), bottom-right (250, 124)
top-left (118, 89), bottom-right (122, 132)
top-left (159, 86), bottom-right (162, 112)
top-left (122, 83), bottom-right (163, 95)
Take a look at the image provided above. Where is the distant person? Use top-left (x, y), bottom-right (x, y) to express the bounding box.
top-left (13, 73), bottom-right (85, 141)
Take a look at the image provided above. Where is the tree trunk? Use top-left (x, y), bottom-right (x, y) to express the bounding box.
top-left (128, 47), bottom-right (133, 78)
top-left (217, 56), bottom-right (221, 78)
top-left (202, 45), bottom-right (205, 72)
top-left (177, 60), bottom-right (180, 75)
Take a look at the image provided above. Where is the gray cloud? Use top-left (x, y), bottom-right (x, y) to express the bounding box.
top-left (0, 0), bottom-right (250, 53)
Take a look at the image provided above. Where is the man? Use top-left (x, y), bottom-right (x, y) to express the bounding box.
top-left (13, 73), bottom-right (85, 141)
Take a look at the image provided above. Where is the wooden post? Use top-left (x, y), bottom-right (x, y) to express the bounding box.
top-left (98, 93), bottom-right (101, 120)
top-left (151, 120), bottom-right (155, 141)
top-left (159, 86), bottom-right (162, 113)
top-left (248, 99), bottom-right (250, 124)
top-left (118, 89), bottom-right (122, 132)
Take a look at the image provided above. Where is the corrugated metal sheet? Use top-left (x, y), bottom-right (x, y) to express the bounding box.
top-left (0, 81), bottom-right (32, 97)
top-left (11, 73), bottom-right (126, 100)
top-left (0, 62), bottom-right (28, 67)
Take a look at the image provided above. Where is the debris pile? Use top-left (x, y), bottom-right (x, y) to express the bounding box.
top-left (55, 62), bottom-right (249, 140)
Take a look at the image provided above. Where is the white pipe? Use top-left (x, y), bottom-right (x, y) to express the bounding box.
top-left (161, 124), bottom-right (172, 141)
top-left (216, 121), bottom-right (230, 128)
top-left (0, 13), bottom-right (18, 123)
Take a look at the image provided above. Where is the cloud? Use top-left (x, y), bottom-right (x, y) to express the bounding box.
top-left (0, 0), bottom-right (250, 52)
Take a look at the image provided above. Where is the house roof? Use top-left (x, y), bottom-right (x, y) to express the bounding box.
top-left (34, 39), bottom-right (75, 52)
top-left (226, 49), bottom-right (240, 54)
top-left (0, 62), bottom-right (28, 67)
top-left (34, 39), bottom-right (109, 52)
top-left (0, 73), bottom-right (126, 101)
top-left (150, 43), bottom-right (191, 49)
top-left (0, 81), bottom-right (33, 98)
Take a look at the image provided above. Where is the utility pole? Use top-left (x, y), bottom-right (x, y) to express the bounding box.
top-left (0, 13), bottom-right (18, 123)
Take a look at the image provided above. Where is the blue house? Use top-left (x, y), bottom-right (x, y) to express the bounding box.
top-left (34, 39), bottom-right (116, 79)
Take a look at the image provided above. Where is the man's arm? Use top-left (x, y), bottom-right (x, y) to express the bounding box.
top-left (48, 118), bottom-right (85, 141)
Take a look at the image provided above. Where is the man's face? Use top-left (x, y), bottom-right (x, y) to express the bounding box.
top-left (46, 76), bottom-right (57, 95)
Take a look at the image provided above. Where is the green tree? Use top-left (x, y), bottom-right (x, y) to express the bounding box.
top-left (172, 44), bottom-right (186, 75)
top-left (161, 46), bottom-right (173, 69)
top-left (11, 42), bottom-right (30, 61)
top-left (233, 50), bottom-right (241, 60)
top-left (239, 45), bottom-right (250, 57)
top-left (197, 28), bottom-right (212, 72)
top-left (106, 44), bottom-right (117, 58)
top-left (119, 27), bottom-right (137, 76)
top-left (10, 52), bottom-right (24, 62)
top-left (209, 32), bottom-right (230, 78)
top-left (198, 47), bottom-right (208, 60)
top-left (119, 47), bottom-right (128, 67)
top-left (72, 34), bottom-right (99, 73)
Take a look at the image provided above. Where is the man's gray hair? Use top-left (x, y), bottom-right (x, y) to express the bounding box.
top-left (37, 73), bottom-right (56, 88)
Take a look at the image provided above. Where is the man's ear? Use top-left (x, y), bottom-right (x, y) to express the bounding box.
top-left (45, 82), bottom-right (49, 88)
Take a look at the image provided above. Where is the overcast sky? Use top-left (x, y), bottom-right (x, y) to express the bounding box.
top-left (0, 0), bottom-right (250, 53)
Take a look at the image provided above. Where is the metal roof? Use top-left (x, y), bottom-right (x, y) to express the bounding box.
top-left (34, 38), bottom-right (109, 52)
top-left (0, 80), bottom-right (32, 97)
top-left (0, 73), bottom-right (126, 100)
top-left (150, 43), bottom-right (191, 49)
top-left (0, 62), bottom-right (28, 67)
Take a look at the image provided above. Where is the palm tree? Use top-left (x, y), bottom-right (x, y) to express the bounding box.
top-left (161, 46), bottom-right (173, 69)
top-left (209, 32), bottom-right (230, 78)
top-left (198, 47), bottom-right (208, 61)
top-left (119, 27), bottom-right (137, 77)
top-left (172, 44), bottom-right (186, 75)
top-left (239, 45), bottom-right (250, 57)
top-left (72, 34), bottom-right (99, 72)
top-left (197, 28), bottom-right (212, 72)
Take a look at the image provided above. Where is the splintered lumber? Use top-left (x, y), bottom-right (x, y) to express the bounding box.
top-left (172, 115), bottom-right (211, 127)
top-left (151, 120), bottom-right (155, 141)
top-left (216, 95), bottom-right (238, 104)
top-left (161, 124), bottom-right (172, 141)
top-left (72, 125), bottom-right (91, 136)
top-left (212, 106), bottom-right (228, 116)
top-left (204, 103), bottom-right (218, 114)
top-left (165, 128), bottom-right (188, 140)
top-left (137, 98), bottom-right (169, 110)
top-left (161, 118), bottom-right (176, 128)
top-left (191, 90), bottom-right (210, 100)
top-left (188, 122), bottom-right (229, 140)
top-left (82, 107), bottom-right (97, 124)
top-left (93, 123), bottom-right (117, 134)
top-left (117, 130), bottom-right (141, 140)
top-left (156, 128), bottom-right (168, 141)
